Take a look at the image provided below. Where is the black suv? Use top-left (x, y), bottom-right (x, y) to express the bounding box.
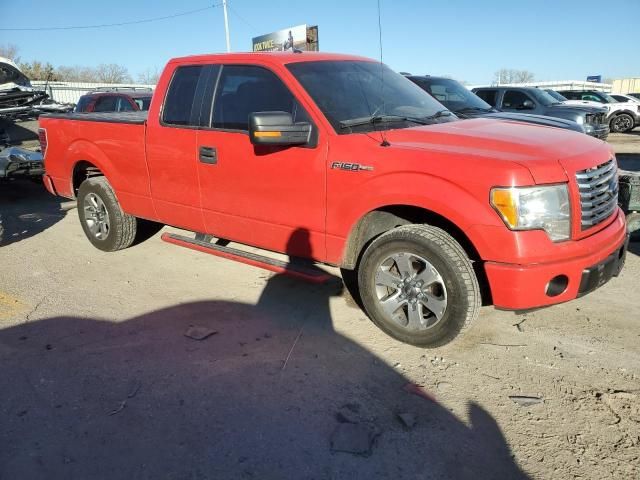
top-left (472, 86), bottom-right (609, 139)
top-left (407, 76), bottom-right (587, 135)
top-left (74, 87), bottom-right (153, 113)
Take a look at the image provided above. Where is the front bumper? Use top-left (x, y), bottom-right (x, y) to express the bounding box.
top-left (584, 124), bottom-right (609, 140)
top-left (485, 208), bottom-right (628, 310)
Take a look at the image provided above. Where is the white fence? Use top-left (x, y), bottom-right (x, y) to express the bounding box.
top-left (467, 80), bottom-right (613, 92)
top-left (31, 81), bottom-right (155, 105)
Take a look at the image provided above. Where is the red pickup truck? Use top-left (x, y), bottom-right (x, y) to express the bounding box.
top-left (38, 52), bottom-right (628, 347)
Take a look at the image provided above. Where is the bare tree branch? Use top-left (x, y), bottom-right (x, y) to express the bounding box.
top-left (0, 43), bottom-right (20, 62)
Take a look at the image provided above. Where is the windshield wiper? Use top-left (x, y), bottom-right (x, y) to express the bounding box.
top-left (454, 107), bottom-right (493, 113)
top-left (339, 114), bottom-right (432, 129)
top-left (422, 109), bottom-right (455, 120)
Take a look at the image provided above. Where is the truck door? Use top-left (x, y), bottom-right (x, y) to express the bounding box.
top-left (196, 64), bottom-right (327, 261)
top-left (145, 64), bottom-right (214, 232)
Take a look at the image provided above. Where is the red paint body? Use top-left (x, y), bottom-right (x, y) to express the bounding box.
top-left (39, 52), bottom-right (627, 310)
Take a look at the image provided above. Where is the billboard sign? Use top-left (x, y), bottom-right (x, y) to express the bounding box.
top-left (252, 24), bottom-right (319, 52)
top-left (586, 75), bottom-right (602, 83)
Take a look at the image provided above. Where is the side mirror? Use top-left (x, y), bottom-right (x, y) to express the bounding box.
top-left (249, 111), bottom-right (311, 146)
top-left (520, 100), bottom-right (535, 110)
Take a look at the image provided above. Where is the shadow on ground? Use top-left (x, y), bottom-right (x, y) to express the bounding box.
top-left (0, 119), bottom-right (39, 147)
top-left (0, 276), bottom-right (528, 479)
top-left (0, 179), bottom-right (68, 247)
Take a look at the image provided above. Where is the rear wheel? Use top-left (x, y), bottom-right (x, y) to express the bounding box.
top-left (610, 113), bottom-right (634, 133)
top-left (357, 225), bottom-right (480, 347)
top-left (77, 177), bottom-right (137, 251)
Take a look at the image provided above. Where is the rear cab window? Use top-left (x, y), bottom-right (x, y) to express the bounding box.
top-left (162, 65), bottom-right (217, 127)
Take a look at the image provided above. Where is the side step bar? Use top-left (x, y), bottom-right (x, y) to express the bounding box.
top-left (161, 232), bottom-right (333, 284)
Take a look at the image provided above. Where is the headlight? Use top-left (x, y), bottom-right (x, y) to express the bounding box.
top-left (575, 116), bottom-right (584, 125)
top-left (490, 184), bottom-right (571, 241)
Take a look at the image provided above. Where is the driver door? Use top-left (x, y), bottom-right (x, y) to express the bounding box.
top-left (196, 64), bottom-right (327, 260)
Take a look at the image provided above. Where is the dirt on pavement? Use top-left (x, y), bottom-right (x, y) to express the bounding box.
top-left (0, 123), bottom-right (639, 479)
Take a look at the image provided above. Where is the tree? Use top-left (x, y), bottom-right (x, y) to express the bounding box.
top-left (95, 64), bottom-right (132, 83)
top-left (18, 61), bottom-right (59, 81)
top-left (494, 68), bottom-right (535, 85)
top-left (0, 43), bottom-right (20, 62)
top-left (137, 67), bottom-right (161, 85)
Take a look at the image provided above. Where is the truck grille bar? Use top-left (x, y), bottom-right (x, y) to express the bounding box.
top-left (576, 159), bottom-right (618, 230)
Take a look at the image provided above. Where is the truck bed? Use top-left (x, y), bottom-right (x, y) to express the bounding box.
top-left (41, 110), bottom-right (147, 125)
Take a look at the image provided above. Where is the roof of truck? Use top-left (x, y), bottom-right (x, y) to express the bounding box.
top-left (168, 52), bottom-right (375, 66)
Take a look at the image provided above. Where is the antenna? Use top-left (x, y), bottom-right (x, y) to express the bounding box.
top-left (377, 0), bottom-right (390, 147)
top-left (222, 0), bottom-right (231, 52)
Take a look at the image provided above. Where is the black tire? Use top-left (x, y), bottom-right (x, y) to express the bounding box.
top-left (77, 176), bottom-right (137, 251)
top-left (610, 113), bottom-right (634, 133)
top-left (357, 225), bottom-right (480, 347)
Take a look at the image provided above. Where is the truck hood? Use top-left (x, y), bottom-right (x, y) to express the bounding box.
top-left (0, 57), bottom-right (31, 90)
top-left (481, 111), bottom-right (583, 132)
top-left (382, 118), bottom-right (609, 184)
top-left (545, 103), bottom-right (607, 115)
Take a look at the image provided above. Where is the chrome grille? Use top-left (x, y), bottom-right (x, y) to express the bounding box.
top-left (576, 159), bottom-right (618, 230)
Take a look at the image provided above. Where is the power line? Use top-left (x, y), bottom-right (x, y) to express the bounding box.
top-left (227, 2), bottom-right (259, 33)
top-left (0, 4), bottom-right (221, 32)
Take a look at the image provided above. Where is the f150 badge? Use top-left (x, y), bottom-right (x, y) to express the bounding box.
top-left (331, 162), bottom-right (374, 172)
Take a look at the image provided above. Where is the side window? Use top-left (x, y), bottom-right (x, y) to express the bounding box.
top-left (503, 90), bottom-right (531, 108)
top-left (162, 65), bottom-right (207, 126)
top-left (582, 94), bottom-right (602, 103)
top-left (75, 96), bottom-right (92, 112)
top-left (475, 89), bottom-right (498, 106)
top-left (211, 65), bottom-right (310, 131)
top-left (93, 95), bottom-right (118, 112)
top-left (117, 97), bottom-right (135, 112)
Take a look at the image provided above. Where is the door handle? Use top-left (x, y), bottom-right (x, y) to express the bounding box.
top-left (199, 146), bottom-right (217, 165)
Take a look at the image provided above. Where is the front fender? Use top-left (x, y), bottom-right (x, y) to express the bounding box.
top-left (326, 171), bottom-right (507, 264)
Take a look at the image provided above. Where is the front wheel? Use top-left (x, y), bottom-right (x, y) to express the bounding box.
top-left (610, 113), bottom-right (634, 133)
top-left (357, 225), bottom-right (480, 347)
top-left (77, 176), bottom-right (137, 251)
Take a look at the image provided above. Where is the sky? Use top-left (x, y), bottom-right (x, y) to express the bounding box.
top-left (1, 0), bottom-right (639, 85)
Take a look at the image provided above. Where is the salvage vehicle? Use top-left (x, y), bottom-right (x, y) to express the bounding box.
top-left (472, 86), bottom-right (609, 139)
top-left (38, 53), bottom-right (628, 347)
top-left (74, 87), bottom-right (153, 113)
top-left (557, 90), bottom-right (639, 133)
top-left (0, 146), bottom-right (43, 181)
top-left (0, 57), bottom-right (73, 119)
top-left (407, 75), bottom-right (590, 136)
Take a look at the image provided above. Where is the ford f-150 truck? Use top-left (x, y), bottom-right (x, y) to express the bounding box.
top-left (38, 53), bottom-right (628, 347)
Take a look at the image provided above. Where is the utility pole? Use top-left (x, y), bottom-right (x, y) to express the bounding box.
top-left (222, 0), bottom-right (231, 52)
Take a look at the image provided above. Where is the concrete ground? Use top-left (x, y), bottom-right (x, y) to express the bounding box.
top-left (0, 122), bottom-right (639, 479)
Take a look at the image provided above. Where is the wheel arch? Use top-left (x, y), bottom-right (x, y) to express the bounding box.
top-left (340, 205), bottom-right (492, 305)
top-left (72, 160), bottom-right (105, 197)
top-left (63, 139), bottom-right (113, 198)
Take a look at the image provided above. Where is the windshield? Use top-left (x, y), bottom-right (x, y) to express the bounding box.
top-left (286, 61), bottom-right (454, 133)
top-left (410, 77), bottom-right (491, 113)
top-left (544, 89), bottom-right (567, 102)
top-left (600, 93), bottom-right (618, 103)
top-left (527, 88), bottom-right (559, 106)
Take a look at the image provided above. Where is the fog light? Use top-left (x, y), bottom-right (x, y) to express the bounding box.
top-left (546, 275), bottom-right (569, 297)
